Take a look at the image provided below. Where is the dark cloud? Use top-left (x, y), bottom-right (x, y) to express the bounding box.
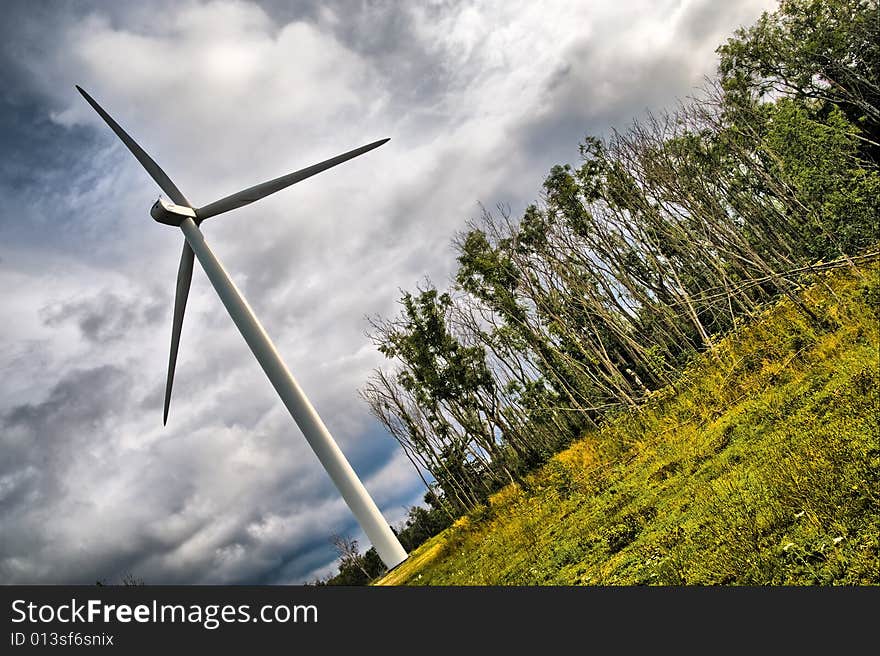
top-left (256, 0), bottom-right (455, 109)
top-left (40, 289), bottom-right (165, 343)
top-left (679, 0), bottom-right (766, 49)
top-left (3, 364), bottom-right (131, 446)
top-left (0, 364), bottom-right (131, 546)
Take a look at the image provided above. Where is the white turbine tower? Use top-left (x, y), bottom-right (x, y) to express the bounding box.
top-left (76, 85), bottom-right (408, 570)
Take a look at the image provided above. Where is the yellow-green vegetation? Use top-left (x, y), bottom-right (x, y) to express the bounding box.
top-left (378, 264), bottom-right (880, 585)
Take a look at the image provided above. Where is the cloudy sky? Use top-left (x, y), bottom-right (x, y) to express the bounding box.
top-left (0, 0), bottom-right (774, 584)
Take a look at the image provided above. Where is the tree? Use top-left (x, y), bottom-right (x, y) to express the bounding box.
top-left (718, 0), bottom-right (880, 154)
top-left (326, 535), bottom-right (386, 586)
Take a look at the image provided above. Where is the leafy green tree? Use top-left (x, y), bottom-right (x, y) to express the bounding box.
top-left (718, 0), bottom-right (879, 152)
top-left (326, 536), bottom-right (385, 586)
top-left (760, 99), bottom-right (880, 256)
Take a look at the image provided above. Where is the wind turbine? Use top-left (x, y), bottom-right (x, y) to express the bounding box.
top-left (75, 85), bottom-right (408, 570)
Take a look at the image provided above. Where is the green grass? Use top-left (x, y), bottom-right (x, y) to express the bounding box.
top-left (378, 264), bottom-right (880, 585)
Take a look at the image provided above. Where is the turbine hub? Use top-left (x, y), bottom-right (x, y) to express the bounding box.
top-left (151, 196), bottom-right (196, 226)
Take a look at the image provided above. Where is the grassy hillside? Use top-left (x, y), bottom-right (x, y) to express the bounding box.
top-left (378, 262), bottom-right (880, 585)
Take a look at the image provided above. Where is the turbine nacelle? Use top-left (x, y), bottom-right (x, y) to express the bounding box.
top-left (151, 196), bottom-right (196, 226)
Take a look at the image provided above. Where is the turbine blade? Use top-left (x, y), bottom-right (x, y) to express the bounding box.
top-left (75, 85), bottom-right (190, 207)
top-left (195, 138), bottom-right (390, 221)
top-left (163, 241), bottom-right (195, 425)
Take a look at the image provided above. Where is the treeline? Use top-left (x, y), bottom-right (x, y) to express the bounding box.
top-left (359, 0), bottom-right (879, 522)
top-left (320, 0), bottom-right (879, 584)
